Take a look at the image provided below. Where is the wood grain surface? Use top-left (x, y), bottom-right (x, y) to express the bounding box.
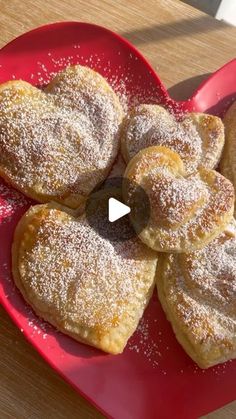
top-left (0, 0), bottom-right (236, 418)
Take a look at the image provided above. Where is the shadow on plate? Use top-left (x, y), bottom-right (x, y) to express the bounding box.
top-left (168, 73), bottom-right (210, 101)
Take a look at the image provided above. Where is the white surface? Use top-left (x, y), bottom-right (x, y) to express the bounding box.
top-left (216, 0), bottom-right (236, 25)
top-left (108, 198), bottom-right (130, 222)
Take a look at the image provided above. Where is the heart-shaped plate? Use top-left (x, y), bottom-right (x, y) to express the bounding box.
top-left (0, 22), bottom-right (236, 419)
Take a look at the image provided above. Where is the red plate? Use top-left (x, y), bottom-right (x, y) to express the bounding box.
top-left (0, 22), bottom-right (236, 419)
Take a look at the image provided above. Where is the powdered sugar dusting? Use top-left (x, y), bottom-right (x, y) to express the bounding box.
top-left (122, 104), bottom-right (224, 175)
top-left (186, 221), bottom-right (236, 309)
top-left (0, 65), bottom-right (123, 200)
top-left (30, 51), bottom-right (162, 111)
top-left (147, 168), bottom-right (207, 227)
top-left (0, 43), bottom-right (235, 381)
top-left (171, 219), bottom-right (236, 349)
top-left (131, 149), bottom-right (234, 251)
top-left (0, 182), bottom-right (28, 223)
top-left (128, 316), bottom-right (163, 369)
top-left (27, 319), bottom-right (48, 340)
top-left (123, 105), bottom-right (202, 173)
top-left (20, 208), bottom-right (156, 332)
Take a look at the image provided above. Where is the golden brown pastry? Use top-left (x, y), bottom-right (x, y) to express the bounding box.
top-left (0, 65), bottom-right (123, 208)
top-left (220, 101), bottom-right (236, 215)
top-left (156, 219), bottom-right (236, 368)
top-left (123, 146), bottom-right (234, 252)
top-left (12, 193), bottom-right (157, 354)
top-left (104, 153), bottom-right (126, 183)
top-left (121, 104), bottom-right (224, 174)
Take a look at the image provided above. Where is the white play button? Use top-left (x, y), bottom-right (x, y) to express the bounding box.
top-left (85, 176), bottom-right (150, 241)
top-left (108, 197), bottom-right (131, 223)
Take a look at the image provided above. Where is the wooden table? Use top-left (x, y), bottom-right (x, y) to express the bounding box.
top-left (0, 0), bottom-right (236, 417)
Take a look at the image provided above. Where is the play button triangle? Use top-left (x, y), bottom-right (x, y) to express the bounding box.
top-left (108, 197), bottom-right (131, 223)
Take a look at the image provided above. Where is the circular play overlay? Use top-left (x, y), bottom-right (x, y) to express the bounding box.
top-left (85, 177), bottom-right (150, 241)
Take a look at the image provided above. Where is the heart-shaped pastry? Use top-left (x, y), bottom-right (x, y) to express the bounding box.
top-left (121, 104), bottom-right (224, 175)
top-left (12, 192), bottom-right (157, 354)
top-left (220, 101), bottom-right (236, 215)
top-left (0, 65), bottom-right (123, 208)
top-left (123, 146), bottom-right (235, 252)
top-left (156, 219), bottom-right (236, 368)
